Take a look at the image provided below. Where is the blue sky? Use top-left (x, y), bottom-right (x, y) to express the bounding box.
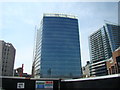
top-left (0, 1), bottom-right (118, 74)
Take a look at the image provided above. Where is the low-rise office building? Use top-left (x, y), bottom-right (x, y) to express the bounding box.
top-left (90, 60), bottom-right (108, 76)
top-left (82, 61), bottom-right (90, 77)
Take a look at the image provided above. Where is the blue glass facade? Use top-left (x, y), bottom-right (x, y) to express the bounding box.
top-left (34, 14), bottom-right (82, 78)
top-left (105, 23), bottom-right (120, 52)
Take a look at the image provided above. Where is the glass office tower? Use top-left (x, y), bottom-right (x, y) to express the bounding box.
top-left (33, 14), bottom-right (82, 78)
top-left (105, 23), bottom-right (120, 52)
top-left (89, 23), bottom-right (120, 76)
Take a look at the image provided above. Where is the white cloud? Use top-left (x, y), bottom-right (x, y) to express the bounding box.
top-left (23, 18), bottom-right (35, 25)
top-left (2, 5), bottom-right (24, 17)
top-left (14, 46), bottom-right (33, 74)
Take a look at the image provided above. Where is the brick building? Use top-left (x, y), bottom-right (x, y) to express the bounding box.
top-left (106, 47), bottom-right (120, 74)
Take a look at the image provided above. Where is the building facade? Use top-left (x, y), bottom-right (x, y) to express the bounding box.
top-left (105, 23), bottom-right (120, 52)
top-left (82, 61), bottom-right (90, 77)
top-left (106, 47), bottom-right (120, 75)
top-left (0, 40), bottom-right (16, 76)
top-left (32, 13), bottom-right (82, 78)
top-left (89, 23), bottom-right (120, 76)
top-left (90, 60), bottom-right (108, 76)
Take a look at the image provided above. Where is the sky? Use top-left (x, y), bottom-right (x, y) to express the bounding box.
top-left (0, 1), bottom-right (119, 74)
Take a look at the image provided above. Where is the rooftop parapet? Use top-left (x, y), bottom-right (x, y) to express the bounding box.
top-left (43, 13), bottom-right (77, 19)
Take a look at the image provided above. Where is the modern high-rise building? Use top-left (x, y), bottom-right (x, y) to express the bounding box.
top-left (89, 23), bottom-right (120, 76)
top-left (0, 40), bottom-right (16, 76)
top-left (32, 13), bottom-right (82, 78)
top-left (105, 23), bottom-right (120, 52)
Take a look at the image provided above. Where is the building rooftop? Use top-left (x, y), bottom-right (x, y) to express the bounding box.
top-left (43, 13), bottom-right (77, 19)
top-left (62, 74), bottom-right (120, 82)
top-left (89, 23), bottom-right (120, 38)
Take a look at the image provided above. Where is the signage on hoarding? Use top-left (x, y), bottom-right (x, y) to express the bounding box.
top-left (36, 81), bottom-right (53, 89)
top-left (36, 81), bottom-right (45, 88)
top-left (45, 81), bottom-right (53, 88)
top-left (17, 82), bottom-right (25, 89)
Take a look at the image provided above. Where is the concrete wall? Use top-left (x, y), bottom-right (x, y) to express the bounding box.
top-left (0, 77), bottom-right (59, 90)
top-left (0, 74), bottom-right (120, 89)
top-left (61, 74), bottom-right (120, 89)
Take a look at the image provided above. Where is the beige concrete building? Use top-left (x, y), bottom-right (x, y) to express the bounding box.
top-left (0, 40), bottom-right (16, 76)
top-left (82, 61), bottom-right (90, 78)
